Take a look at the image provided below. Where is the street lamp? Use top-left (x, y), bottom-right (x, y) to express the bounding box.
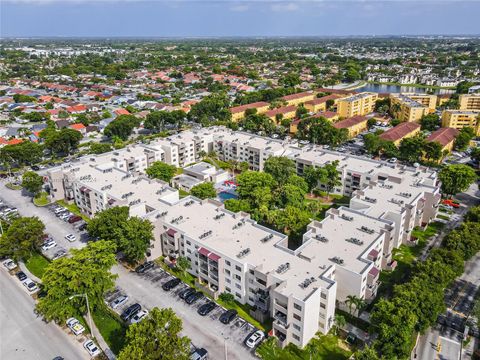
top-left (69, 293), bottom-right (93, 337)
top-left (221, 332), bottom-right (229, 360)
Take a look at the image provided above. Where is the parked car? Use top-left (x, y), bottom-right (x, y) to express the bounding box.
top-left (52, 249), bottom-right (67, 260)
top-left (65, 234), bottom-right (76, 242)
top-left (42, 240), bottom-right (57, 251)
top-left (31, 165), bottom-right (40, 171)
top-left (162, 278), bottom-right (181, 291)
top-left (110, 295), bottom-right (129, 309)
top-left (66, 317), bottom-right (85, 336)
top-left (3, 259), bottom-right (17, 271)
top-left (16, 271), bottom-right (27, 281)
top-left (179, 287), bottom-right (196, 300)
top-left (197, 301), bottom-right (216, 316)
top-left (442, 199), bottom-right (460, 208)
top-left (245, 330), bottom-right (265, 348)
top-left (121, 303), bottom-right (141, 321)
top-left (130, 309), bottom-right (148, 324)
top-left (135, 261), bottom-right (154, 273)
top-left (219, 309), bottom-right (237, 324)
top-left (23, 278), bottom-right (38, 292)
top-left (83, 339), bottom-right (101, 357)
top-left (68, 215), bottom-right (82, 224)
top-left (186, 292), bottom-right (204, 304)
top-left (191, 348), bottom-right (208, 360)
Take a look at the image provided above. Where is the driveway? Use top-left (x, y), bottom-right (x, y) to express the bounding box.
top-left (0, 268), bottom-right (89, 360)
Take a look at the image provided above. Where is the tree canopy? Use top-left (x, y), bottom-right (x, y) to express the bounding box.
top-left (104, 115), bottom-right (140, 141)
top-left (438, 164), bottom-right (477, 197)
top-left (263, 156), bottom-right (296, 186)
top-left (0, 216), bottom-right (45, 260)
top-left (145, 161), bottom-right (177, 182)
top-left (21, 171), bottom-right (44, 195)
top-left (190, 182), bottom-right (217, 200)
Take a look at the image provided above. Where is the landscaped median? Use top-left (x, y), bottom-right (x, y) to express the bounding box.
top-left (33, 192), bottom-right (51, 207)
top-left (91, 306), bottom-right (127, 355)
top-left (25, 252), bottom-right (50, 279)
top-left (56, 199), bottom-right (90, 222)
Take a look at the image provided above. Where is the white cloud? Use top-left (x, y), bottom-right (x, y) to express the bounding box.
top-left (230, 3), bottom-right (250, 11)
top-left (270, 2), bottom-right (299, 12)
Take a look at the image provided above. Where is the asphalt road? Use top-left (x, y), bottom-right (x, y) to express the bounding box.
top-left (0, 269), bottom-right (88, 360)
top-left (1, 185), bottom-right (258, 359)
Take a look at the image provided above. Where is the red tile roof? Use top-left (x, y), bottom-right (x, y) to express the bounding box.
top-left (313, 111), bottom-right (338, 119)
top-left (66, 104), bottom-right (87, 113)
top-left (70, 123), bottom-right (86, 131)
top-left (379, 122), bottom-right (420, 142)
top-left (265, 105), bottom-right (297, 118)
top-left (333, 115), bottom-right (368, 129)
top-left (304, 94), bottom-right (341, 106)
top-left (114, 108), bottom-right (130, 116)
top-left (427, 127), bottom-right (459, 147)
top-left (229, 101), bottom-right (270, 114)
top-left (281, 91), bottom-right (314, 102)
top-left (7, 138), bottom-right (24, 145)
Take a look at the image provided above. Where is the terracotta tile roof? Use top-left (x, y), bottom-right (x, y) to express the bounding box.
top-left (70, 123), bottom-right (86, 131)
top-left (427, 127), bottom-right (459, 147)
top-left (333, 115), bottom-right (368, 129)
top-left (281, 91), bottom-right (314, 102)
top-left (114, 108), bottom-right (130, 116)
top-left (7, 138), bottom-right (24, 145)
top-left (304, 94), bottom-right (341, 106)
top-left (66, 104), bottom-right (87, 113)
top-left (313, 111), bottom-right (338, 119)
top-left (379, 122), bottom-right (420, 142)
top-left (265, 105), bottom-right (297, 118)
top-left (229, 101), bottom-right (270, 114)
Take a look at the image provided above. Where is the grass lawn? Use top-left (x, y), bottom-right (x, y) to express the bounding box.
top-left (25, 253), bottom-right (50, 279)
top-left (56, 200), bottom-right (90, 222)
top-left (437, 214), bottom-right (450, 221)
top-left (257, 334), bottom-right (352, 360)
top-left (92, 306), bottom-right (127, 355)
top-left (5, 182), bottom-right (22, 190)
top-left (33, 192), bottom-right (50, 206)
top-left (179, 189), bottom-right (190, 199)
top-left (411, 221), bottom-right (444, 243)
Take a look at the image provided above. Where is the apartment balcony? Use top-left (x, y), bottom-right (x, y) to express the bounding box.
top-left (366, 281), bottom-right (381, 299)
top-left (274, 311), bottom-right (289, 328)
top-left (272, 328), bottom-right (288, 348)
top-left (386, 260), bottom-right (397, 271)
top-left (274, 300), bottom-right (288, 312)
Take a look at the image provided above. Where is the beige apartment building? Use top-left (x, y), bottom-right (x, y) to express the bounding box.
top-left (442, 110), bottom-right (480, 135)
top-left (229, 101), bottom-right (270, 122)
top-left (280, 91), bottom-right (316, 106)
top-left (390, 93), bottom-right (432, 122)
top-left (336, 92), bottom-right (378, 118)
top-left (459, 94), bottom-right (480, 110)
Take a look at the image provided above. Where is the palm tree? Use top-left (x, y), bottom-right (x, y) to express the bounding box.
top-left (353, 297), bottom-right (367, 316)
top-left (334, 314), bottom-right (346, 335)
top-left (345, 295), bottom-right (356, 315)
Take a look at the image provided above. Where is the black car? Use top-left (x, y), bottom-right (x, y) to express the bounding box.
top-left (219, 309), bottom-right (237, 324)
top-left (78, 223), bottom-right (87, 231)
top-left (179, 287), bottom-right (196, 300)
top-left (31, 165), bottom-right (40, 171)
top-left (121, 303), bottom-right (141, 321)
top-left (135, 261), bottom-right (154, 273)
top-left (197, 301), bottom-right (216, 316)
top-left (16, 271), bottom-right (27, 281)
top-left (185, 291), bottom-right (204, 305)
top-left (162, 278), bottom-right (181, 291)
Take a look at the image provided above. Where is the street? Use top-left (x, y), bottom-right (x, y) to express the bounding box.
top-left (0, 269), bottom-right (88, 360)
top-left (0, 185), bottom-right (257, 359)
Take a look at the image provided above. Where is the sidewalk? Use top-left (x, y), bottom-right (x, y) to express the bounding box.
top-left (85, 314), bottom-right (117, 360)
top-left (19, 260), bottom-right (42, 284)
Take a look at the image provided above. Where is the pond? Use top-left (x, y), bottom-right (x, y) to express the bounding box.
top-left (217, 191), bottom-right (238, 202)
top-left (355, 83), bottom-right (455, 95)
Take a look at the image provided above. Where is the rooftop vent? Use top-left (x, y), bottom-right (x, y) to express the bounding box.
top-left (315, 235), bottom-right (328, 243)
top-left (399, 192), bottom-right (412, 198)
top-left (156, 211), bottom-right (168, 218)
top-left (261, 234), bottom-right (274, 243)
top-left (199, 230), bottom-right (212, 239)
top-left (364, 196), bottom-right (377, 203)
top-left (360, 226), bottom-right (375, 234)
top-left (276, 262), bottom-right (290, 274)
top-left (330, 256), bottom-right (345, 265)
top-left (171, 215), bottom-right (184, 224)
top-left (184, 200), bottom-right (194, 207)
top-left (341, 214), bottom-right (354, 221)
top-left (299, 277), bottom-right (317, 289)
top-left (214, 213), bottom-right (225, 220)
top-left (346, 237), bottom-right (364, 245)
top-left (237, 248), bottom-right (251, 258)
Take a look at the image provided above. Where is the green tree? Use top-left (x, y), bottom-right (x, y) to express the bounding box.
top-left (90, 142), bottom-right (113, 154)
top-left (118, 307), bottom-right (190, 360)
top-left (263, 156), bottom-right (296, 186)
top-left (0, 141), bottom-right (43, 166)
top-left (422, 141), bottom-right (443, 161)
top-left (87, 207), bottom-right (154, 263)
top-left (277, 184), bottom-right (306, 208)
top-left (464, 205), bottom-right (480, 223)
top-left (188, 93), bottom-right (231, 123)
top-left (399, 136), bottom-right (425, 163)
top-left (274, 205), bottom-right (311, 237)
top-left (239, 113), bottom-right (275, 135)
top-left (21, 171), bottom-right (44, 195)
top-left (13, 94), bottom-right (37, 103)
top-left (104, 115), bottom-right (140, 141)
top-left (145, 161), bottom-right (177, 182)
top-left (367, 118), bottom-right (377, 130)
top-left (176, 256), bottom-right (191, 276)
top-left (333, 314), bottom-right (346, 335)
top-left (236, 171), bottom-right (275, 202)
top-left (470, 147), bottom-right (480, 163)
top-left (36, 241), bottom-right (117, 322)
top-left (318, 160), bottom-right (341, 198)
top-left (454, 127), bottom-right (475, 151)
top-left (438, 164), bottom-right (477, 197)
top-left (0, 216), bottom-right (45, 260)
top-left (190, 182), bottom-right (216, 200)
top-left (43, 128), bottom-right (82, 155)
top-left (456, 81), bottom-right (476, 94)
top-left (279, 72), bottom-right (301, 87)
top-left (355, 346), bottom-right (381, 360)
top-left (420, 113), bottom-right (440, 131)
top-left (303, 166), bottom-right (321, 194)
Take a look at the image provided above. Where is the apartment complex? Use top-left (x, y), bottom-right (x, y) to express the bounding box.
top-left (229, 101), bottom-right (270, 122)
top-left (336, 92), bottom-right (378, 118)
top-left (304, 94), bottom-right (342, 113)
top-left (280, 91), bottom-right (316, 106)
top-left (390, 93), bottom-right (436, 122)
top-left (426, 127), bottom-right (459, 153)
top-left (333, 115), bottom-right (368, 138)
top-left (46, 127), bottom-right (441, 350)
top-left (265, 105), bottom-right (297, 123)
top-left (442, 110), bottom-right (480, 135)
top-left (379, 122), bottom-right (421, 146)
top-left (459, 94), bottom-right (480, 111)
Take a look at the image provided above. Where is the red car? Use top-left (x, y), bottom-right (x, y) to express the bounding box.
top-left (68, 215), bottom-right (82, 223)
top-left (441, 199), bottom-right (460, 208)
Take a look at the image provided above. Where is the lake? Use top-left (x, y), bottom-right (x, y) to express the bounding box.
top-left (355, 83), bottom-right (455, 95)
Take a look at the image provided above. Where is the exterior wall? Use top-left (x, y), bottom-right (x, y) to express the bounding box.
top-left (337, 93), bottom-right (377, 118)
top-left (459, 94), bottom-right (480, 110)
top-left (442, 110), bottom-right (480, 135)
top-left (231, 104), bottom-right (270, 122)
top-left (304, 102), bottom-right (326, 113)
top-left (283, 94), bottom-right (316, 106)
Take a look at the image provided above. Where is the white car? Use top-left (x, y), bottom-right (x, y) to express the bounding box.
top-left (110, 295), bottom-right (128, 309)
top-left (52, 249), bottom-right (67, 260)
top-left (388, 158), bottom-right (397, 163)
top-left (22, 278), bottom-right (38, 292)
top-left (245, 330), bottom-right (265, 348)
top-left (42, 240), bottom-right (57, 251)
top-left (66, 317), bottom-right (85, 336)
top-left (3, 259), bottom-right (17, 271)
top-left (130, 309), bottom-right (148, 324)
top-left (83, 339), bottom-right (101, 357)
top-left (65, 234), bottom-right (76, 242)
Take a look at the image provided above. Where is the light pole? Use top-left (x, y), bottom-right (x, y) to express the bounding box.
top-left (221, 332), bottom-right (229, 360)
top-left (69, 293), bottom-right (93, 337)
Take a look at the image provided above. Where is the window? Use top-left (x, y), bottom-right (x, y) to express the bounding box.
top-left (186, 240), bottom-right (191, 246)
top-left (292, 334), bottom-right (300, 341)
top-left (249, 270), bottom-right (254, 275)
top-left (320, 303), bottom-right (326, 309)
top-left (293, 303), bottom-right (302, 311)
top-left (225, 260), bottom-right (231, 266)
top-left (224, 269), bottom-right (231, 276)
top-left (293, 314), bottom-right (301, 321)
top-left (235, 265), bottom-right (242, 272)
top-left (234, 274), bottom-right (241, 281)
top-left (235, 283), bottom-right (241, 290)
top-left (321, 292), bottom-right (327, 300)
top-left (225, 278), bottom-right (231, 284)
top-left (226, 287), bottom-right (231, 293)
top-left (235, 292), bottom-right (242, 298)
top-left (293, 324), bottom-right (301, 331)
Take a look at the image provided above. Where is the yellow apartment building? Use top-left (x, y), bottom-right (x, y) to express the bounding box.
top-left (304, 94), bottom-right (342, 113)
top-left (280, 91), bottom-right (316, 106)
top-left (390, 94), bottom-right (430, 122)
top-left (229, 101), bottom-right (270, 122)
top-left (333, 115), bottom-right (368, 138)
top-left (289, 111), bottom-right (339, 134)
top-left (336, 92), bottom-right (378, 118)
top-left (379, 122), bottom-right (421, 147)
top-left (406, 93), bottom-right (437, 112)
top-left (442, 110), bottom-right (480, 135)
top-left (459, 94), bottom-right (480, 110)
top-left (426, 127), bottom-right (459, 154)
top-left (265, 105), bottom-right (297, 123)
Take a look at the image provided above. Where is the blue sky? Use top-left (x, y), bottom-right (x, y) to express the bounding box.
top-left (1, 0), bottom-right (479, 37)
